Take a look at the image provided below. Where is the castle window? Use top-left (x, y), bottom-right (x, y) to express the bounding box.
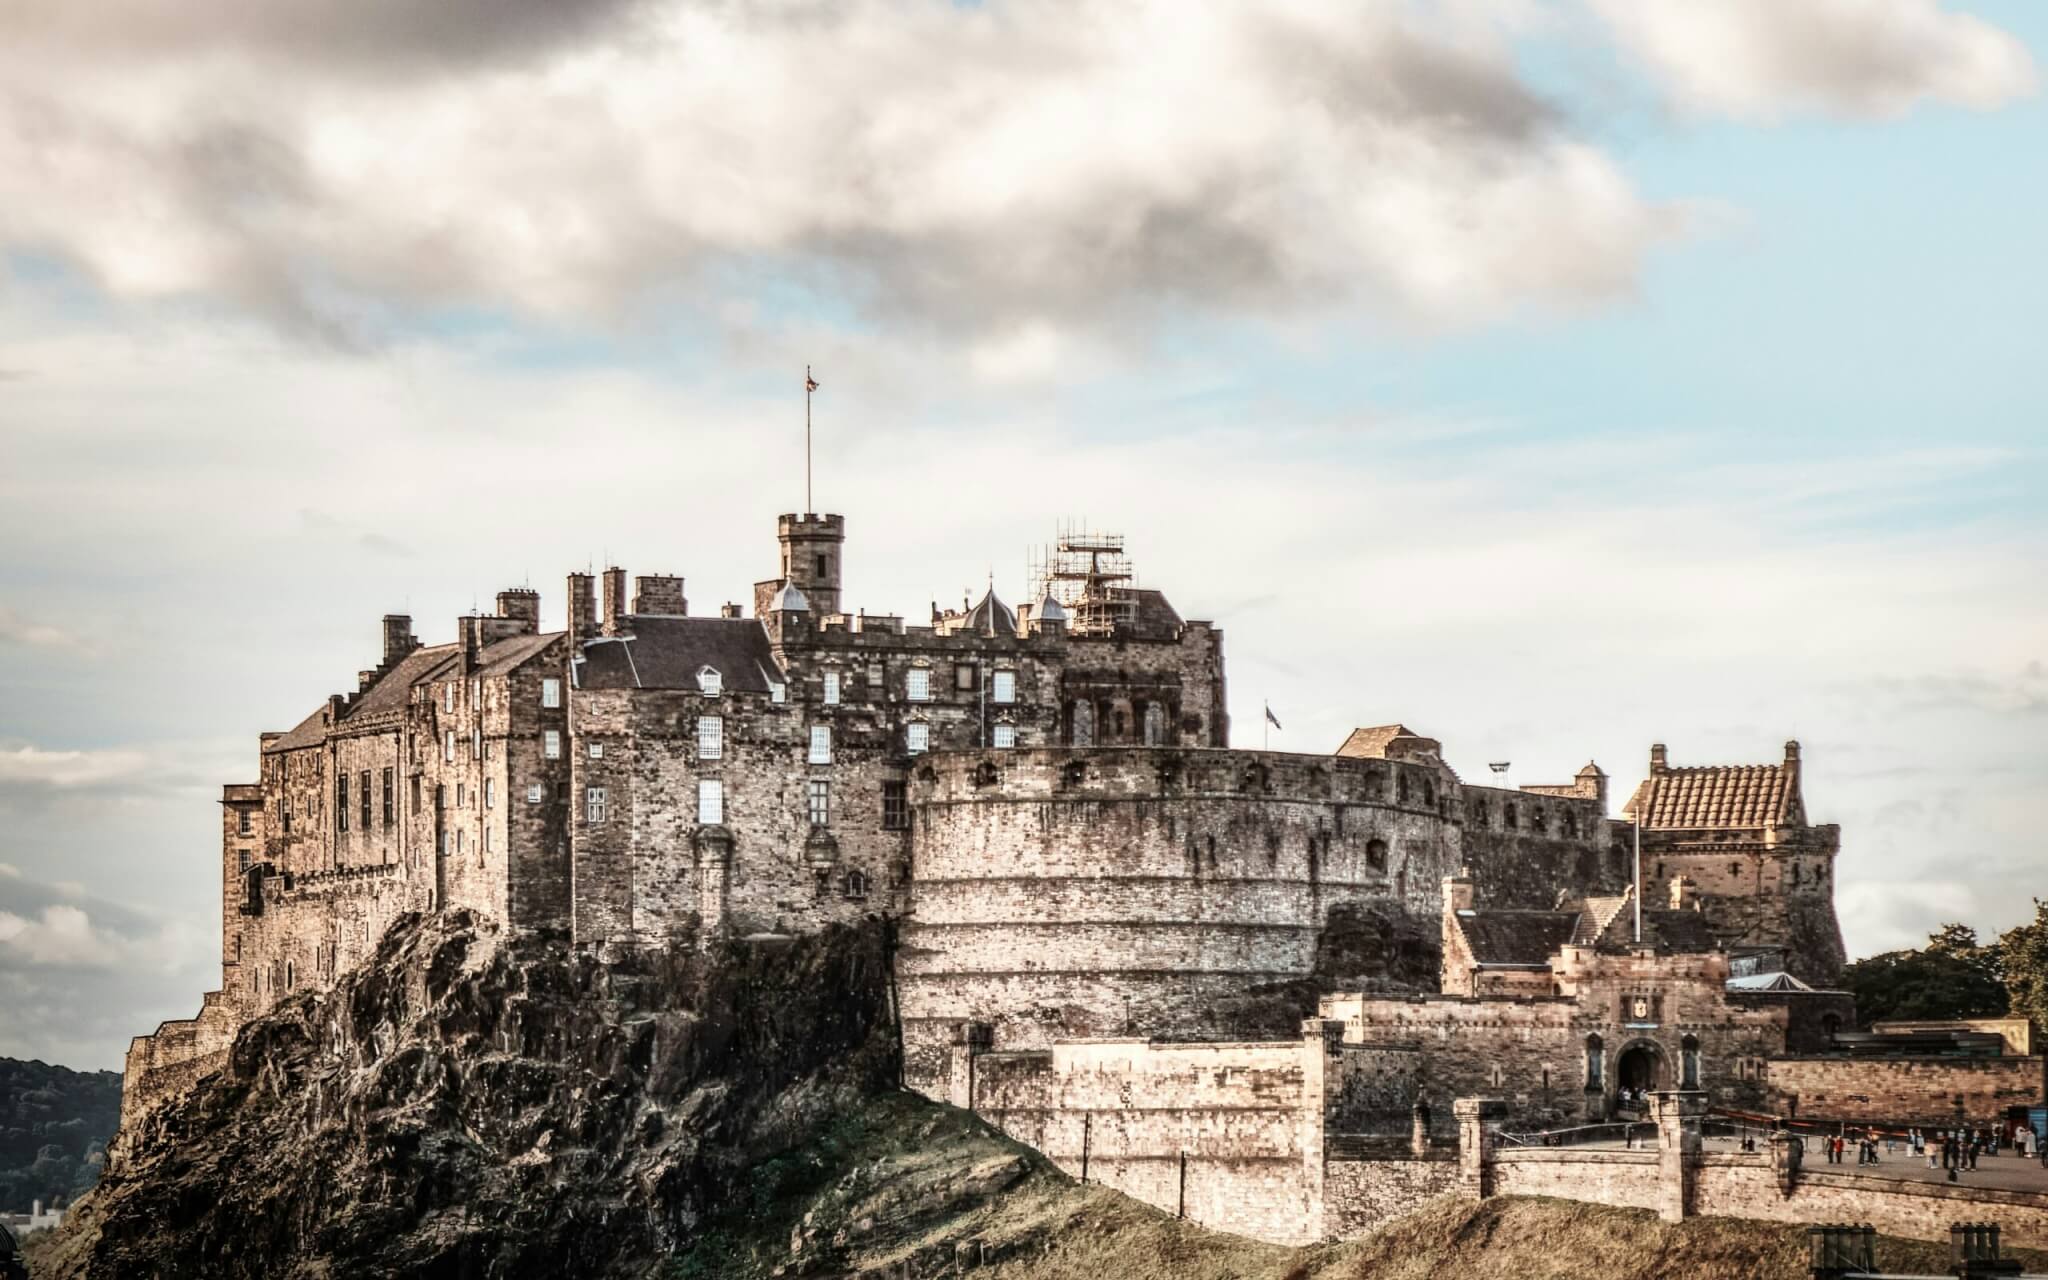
top-left (1398, 773), bottom-right (1410, 803)
top-left (1585, 1034), bottom-right (1604, 1089)
top-left (697, 779), bottom-right (723, 825)
top-left (1423, 779), bottom-right (1436, 806)
top-left (698, 667), bottom-right (723, 696)
top-left (699, 715), bottom-right (723, 761)
top-left (544, 730), bottom-right (561, 760)
top-left (807, 779), bottom-right (830, 827)
top-left (526, 783), bottom-right (543, 804)
top-left (445, 684), bottom-right (455, 712)
top-left (1730, 862), bottom-right (1742, 878)
top-left (1532, 808), bottom-right (1547, 834)
top-left (586, 787), bottom-right (609, 824)
top-left (588, 742), bottom-right (604, 759)
top-left (1681, 1035), bottom-right (1701, 1089)
top-left (907, 668), bottom-right (932, 702)
top-left (455, 829), bottom-right (464, 853)
top-left (472, 727), bottom-right (481, 760)
top-left (359, 770), bottom-right (371, 830)
top-left (1366, 838), bottom-right (1389, 870)
top-left (237, 848), bottom-right (253, 875)
top-left (1564, 811), bottom-right (1577, 837)
top-left (237, 809), bottom-right (253, 836)
top-left (882, 781), bottom-right (908, 830)
top-left (993, 723), bottom-right (1017, 749)
top-left (906, 722), bottom-right (930, 754)
top-left (435, 784), bottom-right (446, 812)
top-left (1790, 862), bottom-right (1802, 885)
top-left (1504, 803), bottom-right (1518, 831)
top-left (337, 774), bottom-right (349, 833)
top-left (823, 672), bottom-right (841, 705)
top-left (445, 731), bottom-right (456, 763)
top-left (483, 826), bottom-right (492, 856)
top-left (955, 663), bottom-right (977, 692)
top-left (382, 768), bottom-right (394, 826)
top-left (809, 725), bottom-right (833, 764)
top-left (456, 782), bottom-right (465, 808)
top-left (1070, 700), bottom-right (1095, 746)
top-left (993, 671), bottom-right (1016, 704)
top-left (770, 680), bottom-right (786, 704)
top-left (843, 869), bottom-right (869, 900)
top-left (542, 678), bottom-right (561, 709)
top-left (815, 553), bottom-right (829, 579)
top-left (484, 779), bottom-right (495, 809)
top-left (867, 663), bottom-right (884, 687)
top-left (470, 678), bottom-right (481, 708)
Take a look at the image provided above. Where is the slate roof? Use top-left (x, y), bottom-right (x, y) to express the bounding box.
top-left (964, 586), bottom-right (1018, 637)
top-left (344, 643), bottom-right (460, 720)
top-left (261, 633), bottom-right (562, 752)
top-left (577, 616), bottom-right (783, 692)
top-left (1455, 909), bottom-right (1582, 967)
top-left (264, 703), bottom-right (332, 754)
top-left (1126, 588), bottom-right (1182, 639)
top-left (475, 632), bottom-right (561, 680)
top-left (1623, 761), bottom-right (1801, 829)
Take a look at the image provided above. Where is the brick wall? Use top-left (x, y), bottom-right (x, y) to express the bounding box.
top-left (1766, 1056), bottom-right (2047, 1126)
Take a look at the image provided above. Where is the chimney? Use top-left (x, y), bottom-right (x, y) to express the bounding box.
top-left (719, 602), bottom-right (742, 619)
top-left (633, 574), bottom-right (687, 617)
top-left (1444, 870), bottom-right (1475, 913)
top-left (1649, 743), bottom-right (1668, 774)
top-left (567, 573), bottom-right (596, 647)
top-left (495, 589), bottom-right (541, 634)
top-left (1784, 740), bottom-right (1801, 766)
top-left (381, 614), bottom-right (416, 667)
top-left (601, 566), bottom-right (628, 635)
top-left (459, 615), bottom-right (483, 671)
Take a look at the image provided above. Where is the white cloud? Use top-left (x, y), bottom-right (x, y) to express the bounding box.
top-left (0, 745), bottom-right (152, 790)
top-left (0, 0), bottom-right (1680, 350)
top-left (0, 607), bottom-right (80, 650)
top-left (1587, 0), bottom-right (2038, 120)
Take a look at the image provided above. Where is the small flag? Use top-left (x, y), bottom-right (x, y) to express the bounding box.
top-left (1264, 703), bottom-right (1282, 730)
top-left (806, 373), bottom-right (819, 392)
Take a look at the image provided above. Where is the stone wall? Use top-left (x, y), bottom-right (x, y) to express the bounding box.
top-left (1322, 1156), bottom-right (1460, 1237)
top-left (1694, 1159), bottom-right (2048, 1250)
top-left (900, 748), bottom-right (1465, 1096)
top-left (1490, 1148), bottom-right (1664, 1210)
top-left (951, 1034), bottom-right (1324, 1245)
top-left (1765, 1056), bottom-right (2048, 1126)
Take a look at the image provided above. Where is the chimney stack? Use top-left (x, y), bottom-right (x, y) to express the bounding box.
top-left (719, 602), bottom-right (742, 619)
top-left (568, 573), bottom-right (596, 647)
top-left (601, 566), bottom-right (628, 635)
top-left (1649, 743), bottom-right (1668, 774)
top-left (496, 589), bottom-right (541, 633)
top-left (1784, 740), bottom-right (1801, 766)
top-left (633, 574), bottom-right (687, 617)
top-left (381, 614), bottom-right (417, 668)
top-left (459, 615), bottom-right (483, 671)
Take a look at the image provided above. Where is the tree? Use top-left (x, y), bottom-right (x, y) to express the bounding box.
top-left (1999, 900), bottom-right (2048, 1030)
top-left (1840, 923), bottom-right (2006, 1027)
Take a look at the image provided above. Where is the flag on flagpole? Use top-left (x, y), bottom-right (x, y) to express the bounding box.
top-left (1264, 703), bottom-right (1282, 730)
top-left (806, 373), bottom-right (819, 392)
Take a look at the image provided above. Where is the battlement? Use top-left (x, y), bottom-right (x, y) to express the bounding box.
top-left (911, 745), bottom-right (1450, 812)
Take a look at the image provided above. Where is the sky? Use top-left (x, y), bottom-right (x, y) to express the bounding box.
top-left (1, 0), bottom-right (2044, 1070)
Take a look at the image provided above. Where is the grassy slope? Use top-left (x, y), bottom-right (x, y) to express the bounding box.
top-left (672, 1089), bottom-right (2048, 1280)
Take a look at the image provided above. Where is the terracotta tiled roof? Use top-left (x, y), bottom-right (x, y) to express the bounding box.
top-left (1335, 724), bottom-right (1432, 759)
top-left (1623, 760), bottom-right (1802, 829)
top-left (1455, 910), bottom-right (1581, 967)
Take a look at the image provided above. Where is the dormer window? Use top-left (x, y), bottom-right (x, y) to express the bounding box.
top-left (698, 666), bottom-right (723, 696)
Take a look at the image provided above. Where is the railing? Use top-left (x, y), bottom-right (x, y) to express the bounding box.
top-left (1497, 1121), bottom-right (1659, 1149)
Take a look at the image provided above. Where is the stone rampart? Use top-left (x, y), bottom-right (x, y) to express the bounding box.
top-left (901, 747), bottom-right (1465, 1095)
top-left (1765, 1055), bottom-right (2047, 1126)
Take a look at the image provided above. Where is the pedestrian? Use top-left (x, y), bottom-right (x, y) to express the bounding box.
top-left (1927, 1138), bottom-right (1939, 1170)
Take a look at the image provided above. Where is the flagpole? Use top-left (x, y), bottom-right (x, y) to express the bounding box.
top-left (805, 364), bottom-right (813, 515)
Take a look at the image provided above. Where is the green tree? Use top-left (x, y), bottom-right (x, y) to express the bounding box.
top-left (1840, 923), bottom-right (2006, 1026)
top-left (1998, 900), bottom-right (2048, 1030)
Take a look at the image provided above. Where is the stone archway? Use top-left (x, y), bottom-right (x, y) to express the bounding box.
top-left (1615, 1038), bottom-right (1666, 1112)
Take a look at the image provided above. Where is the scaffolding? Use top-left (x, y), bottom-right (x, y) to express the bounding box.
top-left (1028, 522), bottom-right (1137, 637)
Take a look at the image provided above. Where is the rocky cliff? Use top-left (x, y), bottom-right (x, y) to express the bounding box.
top-left (34, 909), bottom-right (897, 1279)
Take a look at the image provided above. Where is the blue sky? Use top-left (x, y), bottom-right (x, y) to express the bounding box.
top-left (0, 0), bottom-right (2043, 1068)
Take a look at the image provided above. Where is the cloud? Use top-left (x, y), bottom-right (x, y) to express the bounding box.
top-left (1586, 0), bottom-right (2038, 120)
top-left (0, 745), bottom-right (152, 790)
top-left (0, 606), bottom-right (79, 651)
top-left (0, 0), bottom-right (1680, 349)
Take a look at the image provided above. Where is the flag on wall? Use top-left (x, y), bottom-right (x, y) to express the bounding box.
top-left (1264, 703), bottom-right (1282, 730)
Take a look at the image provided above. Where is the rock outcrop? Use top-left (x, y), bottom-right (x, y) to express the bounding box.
top-left (37, 910), bottom-right (897, 1279)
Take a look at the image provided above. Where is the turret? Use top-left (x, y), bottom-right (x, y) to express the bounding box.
top-left (776, 513), bottom-right (845, 616)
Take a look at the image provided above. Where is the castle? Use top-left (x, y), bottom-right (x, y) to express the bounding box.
top-left (121, 507), bottom-right (2043, 1245)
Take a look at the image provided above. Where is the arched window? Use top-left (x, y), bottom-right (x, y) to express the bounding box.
top-left (843, 869), bottom-right (869, 900)
top-left (1585, 1034), bottom-right (1604, 1089)
top-left (1142, 702), bottom-right (1167, 745)
top-left (1366, 838), bottom-right (1389, 870)
top-left (1681, 1034), bottom-right (1701, 1089)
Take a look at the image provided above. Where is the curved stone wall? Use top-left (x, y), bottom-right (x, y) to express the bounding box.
top-left (900, 747), bottom-right (1461, 1093)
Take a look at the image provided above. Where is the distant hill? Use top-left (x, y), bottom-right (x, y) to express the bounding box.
top-left (0, 1058), bottom-right (121, 1213)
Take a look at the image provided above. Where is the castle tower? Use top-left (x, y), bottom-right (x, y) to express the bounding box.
top-left (776, 513), bottom-right (844, 616)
